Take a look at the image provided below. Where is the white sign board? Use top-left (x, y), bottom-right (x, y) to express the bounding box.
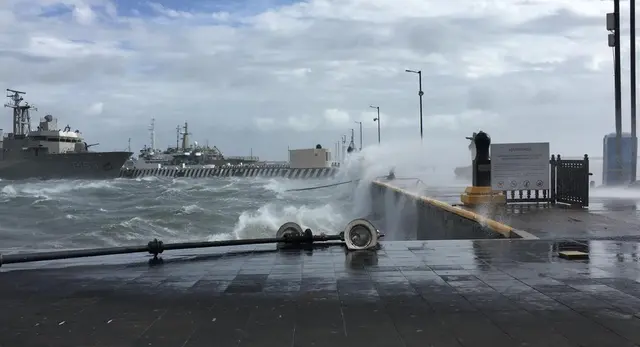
top-left (490, 142), bottom-right (550, 191)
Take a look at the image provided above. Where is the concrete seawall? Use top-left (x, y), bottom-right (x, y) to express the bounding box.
top-left (119, 166), bottom-right (339, 179)
top-left (370, 180), bottom-right (524, 240)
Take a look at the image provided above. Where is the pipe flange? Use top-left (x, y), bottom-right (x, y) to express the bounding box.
top-left (276, 222), bottom-right (304, 249)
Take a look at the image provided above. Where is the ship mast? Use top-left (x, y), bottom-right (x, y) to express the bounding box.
top-left (4, 89), bottom-right (36, 137)
top-left (149, 118), bottom-right (156, 150)
top-left (175, 125), bottom-right (181, 150)
top-left (181, 122), bottom-right (191, 151)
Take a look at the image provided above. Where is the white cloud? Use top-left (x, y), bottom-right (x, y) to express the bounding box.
top-left (86, 101), bottom-right (103, 116)
top-left (72, 2), bottom-right (95, 25)
top-left (324, 109), bottom-right (350, 125)
top-left (255, 117), bottom-right (276, 130)
top-left (0, 0), bottom-right (629, 160)
top-left (147, 2), bottom-right (193, 19)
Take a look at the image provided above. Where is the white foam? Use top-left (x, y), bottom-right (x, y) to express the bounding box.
top-left (232, 203), bottom-right (348, 239)
top-left (0, 180), bottom-right (118, 200)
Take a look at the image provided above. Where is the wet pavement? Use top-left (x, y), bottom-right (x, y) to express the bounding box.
top-left (4, 181), bottom-right (640, 346)
top-left (484, 204), bottom-right (640, 241)
top-left (3, 239), bottom-right (640, 346)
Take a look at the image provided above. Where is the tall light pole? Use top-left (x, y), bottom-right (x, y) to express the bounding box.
top-left (632, 0), bottom-right (637, 182)
top-left (370, 105), bottom-right (380, 144)
top-left (354, 121), bottom-right (363, 150)
top-left (405, 69), bottom-right (423, 141)
top-left (607, 0), bottom-right (623, 183)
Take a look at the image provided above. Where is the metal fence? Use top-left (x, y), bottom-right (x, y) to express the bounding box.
top-left (503, 154), bottom-right (590, 207)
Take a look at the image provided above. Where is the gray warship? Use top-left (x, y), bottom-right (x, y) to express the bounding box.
top-left (124, 119), bottom-right (260, 169)
top-left (0, 89), bottom-right (132, 180)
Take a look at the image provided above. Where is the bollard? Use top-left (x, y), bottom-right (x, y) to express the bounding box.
top-left (460, 131), bottom-right (506, 206)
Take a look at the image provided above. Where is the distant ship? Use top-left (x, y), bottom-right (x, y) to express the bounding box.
top-left (124, 120), bottom-right (260, 169)
top-left (0, 89), bottom-right (132, 180)
top-left (454, 165), bottom-right (472, 180)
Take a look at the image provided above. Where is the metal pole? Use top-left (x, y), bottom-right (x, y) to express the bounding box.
top-left (0, 234), bottom-right (343, 266)
top-left (615, 0), bottom-right (623, 184)
top-left (406, 69), bottom-right (424, 141)
top-left (632, 0), bottom-right (637, 182)
top-left (370, 105), bottom-right (380, 144)
top-left (377, 108), bottom-right (381, 143)
top-left (359, 122), bottom-right (363, 150)
top-left (418, 71), bottom-right (424, 141)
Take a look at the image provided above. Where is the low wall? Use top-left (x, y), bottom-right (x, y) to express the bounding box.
top-left (119, 166), bottom-right (339, 179)
top-left (370, 180), bottom-right (520, 240)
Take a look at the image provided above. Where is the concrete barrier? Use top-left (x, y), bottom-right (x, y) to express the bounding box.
top-left (370, 180), bottom-right (528, 240)
top-left (119, 166), bottom-right (339, 179)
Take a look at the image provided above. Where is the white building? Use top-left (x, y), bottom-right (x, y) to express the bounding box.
top-left (288, 146), bottom-right (333, 169)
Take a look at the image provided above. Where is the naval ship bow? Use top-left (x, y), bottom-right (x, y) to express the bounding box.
top-left (0, 89), bottom-right (132, 180)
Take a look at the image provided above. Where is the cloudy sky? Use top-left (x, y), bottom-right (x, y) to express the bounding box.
top-left (0, 0), bottom-right (635, 161)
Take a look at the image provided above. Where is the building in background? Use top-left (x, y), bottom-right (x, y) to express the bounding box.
top-left (288, 144), bottom-right (333, 169)
top-left (602, 133), bottom-right (636, 185)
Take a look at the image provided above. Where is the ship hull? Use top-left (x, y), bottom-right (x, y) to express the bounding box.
top-left (0, 151), bottom-right (132, 180)
top-left (454, 165), bottom-right (472, 181)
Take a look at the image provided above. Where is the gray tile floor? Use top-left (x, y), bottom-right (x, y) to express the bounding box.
top-left (2, 239), bottom-right (640, 346)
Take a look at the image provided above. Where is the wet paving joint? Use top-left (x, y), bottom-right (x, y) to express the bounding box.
top-left (3, 240), bottom-right (640, 346)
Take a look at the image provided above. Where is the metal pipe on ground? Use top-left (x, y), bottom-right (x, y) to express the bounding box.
top-left (0, 234), bottom-right (342, 266)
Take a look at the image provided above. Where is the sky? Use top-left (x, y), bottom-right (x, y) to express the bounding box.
top-left (0, 0), bottom-right (635, 162)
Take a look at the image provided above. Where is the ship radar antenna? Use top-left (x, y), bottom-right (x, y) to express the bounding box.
top-left (4, 89), bottom-right (36, 136)
top-left (149, 118), bottom-right (156, 150)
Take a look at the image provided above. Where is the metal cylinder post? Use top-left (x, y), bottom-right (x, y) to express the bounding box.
top-left (472, 131), bottom-right (491, 187)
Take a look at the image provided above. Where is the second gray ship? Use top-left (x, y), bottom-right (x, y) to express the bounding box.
top-left (124, 119), bottom-right (260, 169)
top-left (0, 89), bottom-right (132, 180)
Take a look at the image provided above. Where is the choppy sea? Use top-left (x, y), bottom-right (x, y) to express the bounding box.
top-left (0, 176), bottom-right (369, 252)
top-left (1, 140), bottom-right (623, 254)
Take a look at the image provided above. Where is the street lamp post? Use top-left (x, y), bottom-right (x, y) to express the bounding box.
top-left (631, 0), bottom-right (637, 182)
top-left (370, 105), bottom-right (380, 144)
top-left (406, 69), bottom-right (424, 141)
top-left (354, 121), bottom-right (363, 150)
top-left (607, 1), bottom-right (623, 183)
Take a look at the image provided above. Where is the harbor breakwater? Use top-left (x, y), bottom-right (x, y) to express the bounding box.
top-left (369, 180), bottom-right (522, 240)
top-left (118, 166), bottom-right (339, 179)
